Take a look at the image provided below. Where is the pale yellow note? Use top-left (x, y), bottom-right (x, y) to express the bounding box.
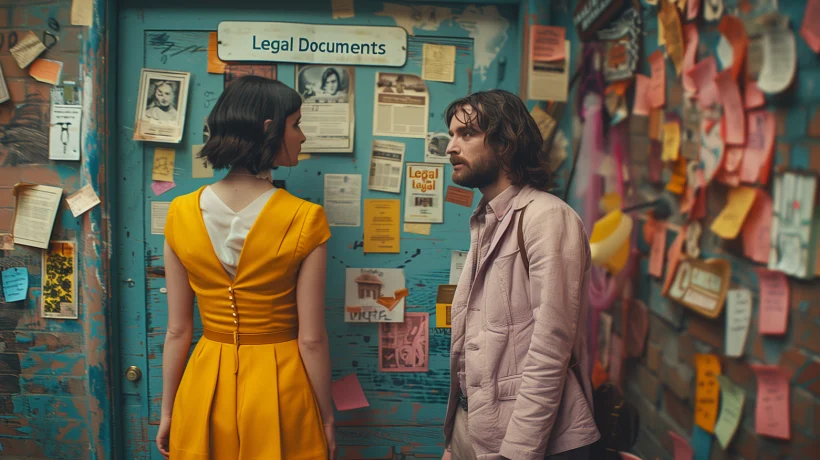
top-left (710, 186), bottom-right (758, 239)
top-left (404, 223), bottom-right (431, 235)
top-left (71, 0), bottom-right (93, 26)
top-left (152, 148), bottom-right (176, 182)
top-left (191, 144), bottom-right (214, 179)
top-left (715, 375), bottom-right (745, 449)
top-left (364, 199), bottom-right (400, 253)
top-left (65, 184), bottom-right (101, 217)
top-left (661, 122), bottom-right (681, 161)
top-left (10, 31), bottom-right (46, 69)
top-left (422, 44), bottom-right (456, 83)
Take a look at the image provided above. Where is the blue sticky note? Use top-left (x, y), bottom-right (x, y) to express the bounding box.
top-left (2, 267), bottom-right (29, 302)
top-left (692, 425), bottom-right (713, 460)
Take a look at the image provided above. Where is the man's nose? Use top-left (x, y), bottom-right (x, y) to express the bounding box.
top-left (446, 138), bottom-right (459, 155)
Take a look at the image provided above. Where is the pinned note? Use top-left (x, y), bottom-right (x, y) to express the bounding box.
top-left (422, 44), bottom-right (456, 83)
top-left (445, 186), bottom-right (475, 207)
top-left (66, 184), bottom-right (101, 217)
top-left (669, 430), bottom-right (694, 460)
top-left (687, 57), bottom-right (719, 109)
top-left (12, 184), bottom-right (63, 249)
top-left (648, 51), bottom-right (666, 109)
top-left (741, 189), bottom-right (772, 263)
top-left (715, 70), bottom-right (745, 145)
top-left (756, 268), bottom-right (789, 335)
top-left (710, 186), bottom-right (757, 239)
top-left (191, 144), bottom-right (214, 179)
top-left (663, 228), bottom-right (685, 295)
top-left (740, 110), bottom-right (775, 185)
top-left (331, 373), bottom-right (369, 411)
top-left (152, 148), bottom-right (176, 182)
top-left (682, 24), bottom-right (699, 93)
top-left (662, 121), bottom-right (681, 161)
top-left (691, 426), bottom-right (712, 460)
top-left (29, 59), bottom-right (63, 85)
top-left (649, 225), bottom-right (666, 278)
top-left (208, 32), bottom-right (227, 74)
top-left (151, 181), bottom-right (176, 197)
top-left (715, 375), bottom-right (745, 449)
top-left (725, 288), bottom-right (752, 357)
top-left (532, 25), bottom-right (566, 61)
top-left (801, 0), bottom-right (820, 53)
top-left (632, 74), bottom-right (651, 116)
top-left (660, 1), bottom-right (684, 74)
top-left (364, 199), bottom-right (400, 253)
top-left (694, 354), bottom-right (721, 433)
top-left (9, 31), bottom-right (46, 69)
top-left (0, 61), bottom-right (9, 104)
top-left (717, 16), bottom-right (749, 81)
top-left (758, 17), bottom-right (797, 94)
top-left (751, 365), bottom-right (790, 440)
top-left (2, 267), bottom-right (29, 302)
top-left (404, 223), bottom-right (431, 236)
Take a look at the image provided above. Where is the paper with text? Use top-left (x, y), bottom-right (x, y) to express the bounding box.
top-left (756, 268), bottom-right (789, 335)
top-left (379, 312), bottom-right (429, 372)
top-left (715, 70), bottom-right (745, 145)
top-left (151, 202), bottom-right (170, 235)
top-left (331, 374), bottom-right (369, 411)
top-left (694, 353), bottom-right (721, 433)
top-left (404, 163), bottom-right (444, 224)
top-left (12, 184), bottom-right (62, 249)
top-left (710, 186), bottom-right (757, 239)
top-left (152, 148), bottom-right (176, 182)
top-left (725, 288), bottom-right (752, 357)
top-left (373, 72), bottom-right (428, 138)
top-left (751, 365), bottom-right (790, 440)
top-left (364, 200), bottom-right (400, 253)
top-left (66, 184), bottom-right (100, 218)
top-left (324, 174), bottom-right (361, 227)
top-left (10, 31), bottom-right (46, 69)
top-left (368, 140), bottom-right (405, 194)
top-left (49, 105), bottom-right (82, 161)
top-left (30, 59), bottom-right (63, 85)
top-left (741, 189), bottom-right (772, 264)
top-left (450, 250), bottom-right (468, 285)
top-left (445, 186), bottom-right (474, 207)
top-left (528, 41), bottom-right (570, 102)
top-left (532, 25), bottom-right (565, 61)
top-left (715, 375), bottom-right (745, 449)
top-left (297, 64), bottom-right (355, 153)
top-left (422, 44), bottom-right (456, 83)
top-left (2, 267), bottom-right (28, 302)
top-left (758, 19), bottom-right (796, 94)
top-left (741, 110), bottom-right (775, 184)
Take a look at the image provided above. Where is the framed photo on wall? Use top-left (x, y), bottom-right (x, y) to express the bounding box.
top-left (133, 69), bottom-right (190, 143)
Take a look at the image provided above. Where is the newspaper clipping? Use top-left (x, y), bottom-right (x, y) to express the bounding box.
top-left (368, 140), bottom-right (405, 194)
top-left (297, 65), bottom-right (355, 152)
top-left (404, 163), bottom-right (444, 223)
top-left (324, 174), bottom-right (361, 227)
top-left (373, 72), bottom-right (428, 138)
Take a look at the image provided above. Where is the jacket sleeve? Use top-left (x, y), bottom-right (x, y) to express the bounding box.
top-left (499, 205), bottom-right (590, 460)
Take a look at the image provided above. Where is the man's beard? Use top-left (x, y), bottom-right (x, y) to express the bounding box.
top-left (451, 154), bottom-right (500, 189)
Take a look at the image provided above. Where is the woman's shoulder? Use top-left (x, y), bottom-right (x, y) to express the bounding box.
top-left (169, 187), bottom-right (206, 212)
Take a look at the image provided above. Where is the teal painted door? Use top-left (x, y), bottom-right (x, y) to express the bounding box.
top-left (116, 2), bottom-right (521, 458)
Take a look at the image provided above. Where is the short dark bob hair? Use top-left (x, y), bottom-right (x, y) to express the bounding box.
top-left (199, 76), bottom-right (302, 174)
top-left (444, 89), bottom-right (552, 191)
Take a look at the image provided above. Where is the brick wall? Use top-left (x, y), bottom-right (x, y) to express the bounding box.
top-left (551, 0), bottom-right (819, 458)
top-left (0, 1), bottom-right (112, 458)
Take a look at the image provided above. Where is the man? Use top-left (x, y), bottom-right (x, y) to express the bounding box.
top-left (441, 90), bottom-right (599, 460)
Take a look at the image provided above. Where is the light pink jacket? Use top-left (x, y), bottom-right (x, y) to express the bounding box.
top-left (443, 186), bottom-right (600, 460)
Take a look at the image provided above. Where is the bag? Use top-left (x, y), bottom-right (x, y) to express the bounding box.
top-left (516, 206), bottom-right (639, 459)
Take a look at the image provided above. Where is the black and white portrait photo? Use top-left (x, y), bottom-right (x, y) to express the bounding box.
top-left (144, 79), bottom-right (180, 124)
top-left (424, 132), bottom-right (451, 164)
top-left (297, 65), bottom-right (352, 103)
top-left (133, 69), bottom-right (190, 144)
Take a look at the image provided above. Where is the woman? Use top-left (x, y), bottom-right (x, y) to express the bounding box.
top-left (145, 80), bottom-right (179, 123)
top-left (156, 76), bottom-right (336, 459)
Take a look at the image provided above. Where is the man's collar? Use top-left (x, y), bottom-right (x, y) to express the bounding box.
top-left (474, 185), bottom-right (523, 221)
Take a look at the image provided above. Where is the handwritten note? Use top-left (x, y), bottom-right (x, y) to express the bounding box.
top-left (331, 373), bottom-right (369, 411)
top-left (801, 0), bottom-right (820, 53)
top-left (29, 59), bottom-right (63, 85)
top-left (1, 267), bottom-right (28, 302)
top-left (715, 70), bottom-right (745, 145)
top-left (683, 24), bottom-right (699, 92)
top-left (660, 0), bottom-right (685, 74)
top-left (422, 44), bottom-right (456, 83)
top-left (758, 19), bottom-right (797, 94)
top-left (740, 110), bottom-right (775, 185)
top-left (751, 365), bottom-right (790, 440)
top-left (66, 184), bottom-right (101, 217)
top-left (662, 121), bottom-right (681, 161)
top-left (710, 186), bottom-right (757, 239)
top-left (694, 354), bottom-right (721, 433)
top-left (71, 0), bottom-right (94, 26)
top-left (649, 225), bottom-right (666, 278)
top-left (9, 31), bottom-right (46, 69)
top-left (648, 50), bottom-right (666, 109)
top-left (364, 199), bottom-right (400, 253)
top-left (531, 25), bottom-right (565, 61)
top-left (725, 288), bottom-right (752, 357)
top-left (152, 148), bottom-right (175, 182)
top-left (669, 430), bottom-right (694, 460)
top-left (715, 375), bottom-right (745, 449)
top-left (756, 268), bottom-right (789, 335)
top-left (741, 189), bottom-right (772, 263)
top-left (208, 32), bottom-right (226, 74)
top-left (633, 74), bottom-right (651, 116)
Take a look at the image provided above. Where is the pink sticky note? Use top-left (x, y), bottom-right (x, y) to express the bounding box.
top-left (649, 225), bottom-right (666, 278)
top-left (751, 365), bottom-right (791, 440)
top-left (756, 268), bottom-right (789, 335)
top-left (741, 110), bottom-right (775, 185)
top-left (669, 430), bottom-right (694, 460)
top-left (151, 180), bottom-right (176, 196)
top-left (741, 190), bottom-right (772, 264)
top-left (687, 57), bottom-right (719, 108)
top-left (663, 228), bottom-right (686, 295)
top-left (800, 0), bottom-right (820, 53)
top-left (687, 0), bottom-right (701, 20)
top-left (633, 74), bottom-right (651, 116)
top-left (331, 374), bottom-right (370, 411)
top-left (649, 50), bottom-right (666, 109)
top-left (745, 79), bottom-right (765, 109)
top-left (715, 70), bottom-right (746, 145)
top-left (682, 24), bottom-right (699, 93)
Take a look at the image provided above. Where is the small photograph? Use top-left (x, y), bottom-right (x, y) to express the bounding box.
top-left (425, 132), bottom-right (451, 163)
top-left (224, 64), bottom-right (278, 89)
top-left (415, 196), bottom-right (434, 207)
top-left (376, 72), bottom-right (426, 95)
top-left (297, 65), bottom-right (351, 103)
top-left (133, 69), bottom-right (190, 143)
top-left (42, 240), bottom-right (78, 320)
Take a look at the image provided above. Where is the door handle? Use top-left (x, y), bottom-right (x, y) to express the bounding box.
top-left (125, 365), bottom-right (142, 382)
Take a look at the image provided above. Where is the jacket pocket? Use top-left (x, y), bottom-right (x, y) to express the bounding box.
top-left (484, 250), bottom-right (517, 328)
top-left (497, 374), bottom-right (522, 400)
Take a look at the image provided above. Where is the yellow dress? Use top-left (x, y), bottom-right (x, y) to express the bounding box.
top-left (164, 186), bottom-right (331, 460)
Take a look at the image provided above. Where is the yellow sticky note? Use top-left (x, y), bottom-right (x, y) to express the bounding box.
top-left (710, 186), bottom-right (758, 239)
top-left (152, 148), bottom-right (176, 182)
top-left (661, 122), bottom-right (681, 161)
top-left (364, 200), bottom-right (400, 253)
top-left (695, 353), bottom-right (721, 434)
top-left (403, 222), bottom-right (431, 235)
top-left (191, 144), bottom-right (213, 179)
top-left (422, 44), bottom-right (456, 83)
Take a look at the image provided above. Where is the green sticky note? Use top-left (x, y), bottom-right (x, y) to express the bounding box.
top-left (715, 375), bottom-right (745, 449)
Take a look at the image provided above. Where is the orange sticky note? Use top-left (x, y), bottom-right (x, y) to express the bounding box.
top-left (682, 24), bottom-right (699, 93)
top-left (649, 225), bottom-right (666, 278)
top-left (660, 1), bottom-right (685, 75)
top-left (756, 269), bottom-right (789, 335)
top-left (751, 365), bottom-right (791, 440)
top-left (632, 75), bottom-right (651, 116)
top-left (648, 50), bottom-right (666, 109)
top-left (741, 110), bottom-right (775, 185)
top-left (715, 69), bottom-right (745, 145)
top-left (800, 0), bottom-right (820, 53)
top-left (741, 190), bottom-right (772, 264)
top-left (745, 77), bottom-right (765, 109)
top-left (29, 59), bottom-right (63, 85)
top-left (687, 57), bottom-right (719, 109)
top-left (662, 227), bottom-right (685, 295)
top-left (710, 186), bottom-right (757, 239)
top-left (531, 25), bottom-right (566, 61)
top-left (718, 16), bottom-right (749, 81)
top-left (208, 32), bottom-right (226, 74)
top-left (695, 354), bottom-right (721, 433)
